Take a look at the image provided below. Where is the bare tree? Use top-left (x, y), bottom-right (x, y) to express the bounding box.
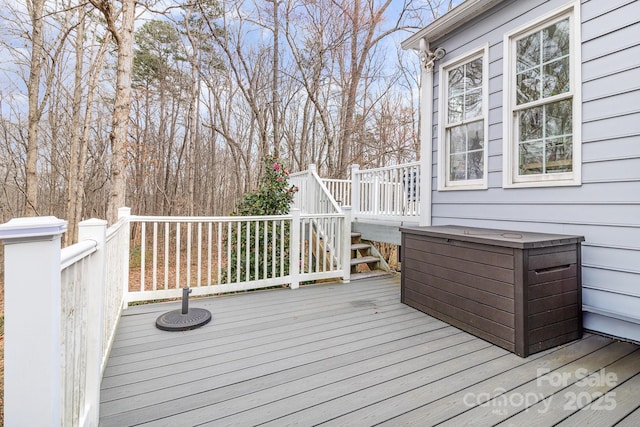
top-left (89, 0), bottom-right (137, 224)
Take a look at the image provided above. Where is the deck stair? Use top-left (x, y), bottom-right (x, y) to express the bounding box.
top-left (350, 232), bottom-right (390, 280)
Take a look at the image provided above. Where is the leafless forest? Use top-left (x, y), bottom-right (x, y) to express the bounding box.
top-left (0, 0), bottom-right (457, 241)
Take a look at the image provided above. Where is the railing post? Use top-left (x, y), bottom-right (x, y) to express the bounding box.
top-left (307, 164), bottom-right (317, 212)
top-left (118, 207), bottom-right (131, 308)
top-left (0, 216), bottom-right (67, 426)
top-left (78, 218), bottom-right (107, 426)
top-left (341, 206), bottom-right (352, 283)
top-left (289, 209), bottom-right (301, 289)
top-left (350, 164), bottom-right (360, 218)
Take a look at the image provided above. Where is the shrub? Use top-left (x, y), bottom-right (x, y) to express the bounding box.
top-left (223, 157), bottom-right (297, 283)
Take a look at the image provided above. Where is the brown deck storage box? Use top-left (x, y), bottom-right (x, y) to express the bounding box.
top-left (400, 225), bottom-right (584, 357)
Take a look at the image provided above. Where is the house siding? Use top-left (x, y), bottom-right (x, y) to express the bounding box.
top-left (427, 0), bottom-right (640, 342)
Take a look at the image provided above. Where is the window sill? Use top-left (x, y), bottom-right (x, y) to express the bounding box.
top-left (438, 183), bottom-right (489, 191)
top-left (503, 179), bottom-right (582, 189)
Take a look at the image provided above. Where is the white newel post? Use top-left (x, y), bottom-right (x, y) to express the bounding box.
top-left (289, 209), bottom-right (301, 289)
top-left (350, 165), bottom-right (360, 217)
top-left (341, 206), bottom-right (352, 283)
top-left (0, 216), bottom-right (67, 426)
top-left (78, 219), bottom-right (107, 425)
top-left (307, 164), bottom-right (317, 212)
top-left (118, 207), bottom-right (131, 308)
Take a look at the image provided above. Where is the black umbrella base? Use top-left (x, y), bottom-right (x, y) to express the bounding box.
top-left (156, 307), bottom-right (212, 331)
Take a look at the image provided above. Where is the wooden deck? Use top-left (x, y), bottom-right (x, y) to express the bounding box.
top-left (100, 275), bottom-right (640, 426)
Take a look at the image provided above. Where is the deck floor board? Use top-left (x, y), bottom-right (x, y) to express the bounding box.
top-left (100, 275), bottom-right (640, 426)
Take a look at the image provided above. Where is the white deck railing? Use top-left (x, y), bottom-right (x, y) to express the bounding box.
top-left (0, 210), bottom-right (130, 426)
top-left (290, 164), bottom-right (342, 215)
top-left (293, 162), bottom-right (421, 223)
top-left (352, 162), bottom-right (421, 222)
top-left (322, 178), bottom-right (351, 206)
top-left (126, 209), bottom-right (351, 302)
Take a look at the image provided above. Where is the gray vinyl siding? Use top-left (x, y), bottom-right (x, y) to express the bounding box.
top-left (427, 0), bottom-right (640, 342)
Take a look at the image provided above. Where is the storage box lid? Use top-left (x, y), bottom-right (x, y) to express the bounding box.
top-left (400, 225), bottom-right (584, 249)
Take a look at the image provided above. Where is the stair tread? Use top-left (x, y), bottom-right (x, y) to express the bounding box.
top-left (351, 243), bottom-right (370, 250)
top-left (351, 232), bottom-right (361, 237)
top-left (350, 271), bottom-right (393, 281)
top-left (350, 255), bottom-right (379, 266)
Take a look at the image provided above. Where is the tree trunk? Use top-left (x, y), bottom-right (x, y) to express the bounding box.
top-left (91, 0), bottom-right (137, 224)
top-left (271, 0), bottom-right (280, 158)
top-left (24, 0), bottom-right (46, 216)
top-left (65, 9), bottom-right (86, 244)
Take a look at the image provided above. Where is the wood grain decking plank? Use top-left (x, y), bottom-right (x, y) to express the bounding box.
top-left (99, 276), bottom-right (639, 426)
top-left (100, 318), bottom-right (448, 413)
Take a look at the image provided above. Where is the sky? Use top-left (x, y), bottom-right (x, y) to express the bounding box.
top-left (0, 0), bottom-right (466, 118)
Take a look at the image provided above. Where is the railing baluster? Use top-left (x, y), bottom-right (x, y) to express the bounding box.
top-left (308, 219), bottom-right (312, 272)
top-left (152, 222), bottom-right (158, 291)
top-left (164, 222), bottom-right (169, 290)
top-left (280, 219), bottom-right (285, 277)
top-left (236, 221), bottom-right (241, 283)
top-left (271, 220), bottom-right (276, 278)
top-left (263, 221), bottom-right (268, 280)
top-left (208, 223), bottom-right (212, 286)
top-left (217, 224), bottom-right (222, 285)
top-left (197, 223), bottom-right (202, 287)
top-left (245, 220), bottom-right (250, 283)
top-left (140, 223), bottom-right (145, 292)
top-left (176, 223), bottom-right (180, 289)
top-left (187, 223), bottom-right (192, 287)
top-left (253, 221), bottom-right (261, 280)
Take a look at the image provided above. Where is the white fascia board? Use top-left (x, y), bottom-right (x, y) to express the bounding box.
top-left (401, 0), bottom-right (506, 50)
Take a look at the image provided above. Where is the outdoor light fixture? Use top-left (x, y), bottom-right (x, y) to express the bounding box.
top-left (419, 38), bottom-right (446, 70)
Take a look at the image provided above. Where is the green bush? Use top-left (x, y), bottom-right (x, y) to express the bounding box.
top-left (223, 157), bottom-right (298, 283)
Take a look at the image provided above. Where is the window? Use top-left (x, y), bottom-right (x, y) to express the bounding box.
top-left (438, 47), bottom-right (488, 190)
top-left (504, 3), bottom-right (581, 187)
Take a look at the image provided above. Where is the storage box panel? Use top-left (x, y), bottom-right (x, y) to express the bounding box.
top-left (404, 264), bottom-right (514, 313)
top-left (404, 257), bottom-right (515, 298)
top-left (528, 305), bottom-right (579, 329)
top-left (404, 235), bottom-right (515, 269)
top-left (403, 241), bottom-right (515, 284)
top-left (403, 287), bottom-right (516, 351)
top-left (404, 273), bottom-right (515, 327)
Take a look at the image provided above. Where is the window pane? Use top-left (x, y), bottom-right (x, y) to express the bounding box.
top-left (543, 18), bottom-right (570, 62)
top-left (519, 106), bottom-right (543, 141)
top-left (449, 125), bottom-right (466, 153)
top-left (516, 32), bottom-right (540, 73)
top-left (545, 99), bottom-right (572, 137)
top-left (468, 151), bottom-right (484, 179)
top-left (519, 141), bottom-right (543, 175)
top-left (448, 66), bottom-right (464, 96)
top-left (466, 58), bottom-right (483, 89)
top-left (447, 121), bottom-right (484, 183)
top-left (513, 15), bottom-right (574, 181)
top-left (543, 57), bottom-right (570, 97)
top-left (545, 137), bottom-right (573, 173)
top-left (465, 89), bottom-right (482, 119)
top-left (449, 153), bottom-right (467, 181)
top-left (448, 95), bottom-right (464, 123)
top-left (467, 120), bottom-right (484, 150)
top-left (517, 68), bottom-right (541, 104)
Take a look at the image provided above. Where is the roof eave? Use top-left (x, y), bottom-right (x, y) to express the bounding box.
top-left (401, 0), bottom-right (506, 50)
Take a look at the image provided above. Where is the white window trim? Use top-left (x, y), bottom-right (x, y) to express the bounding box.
top-left (437, 44), bottom-right (489, 191)
top-left (502, 1), bottom-right (582, 188)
